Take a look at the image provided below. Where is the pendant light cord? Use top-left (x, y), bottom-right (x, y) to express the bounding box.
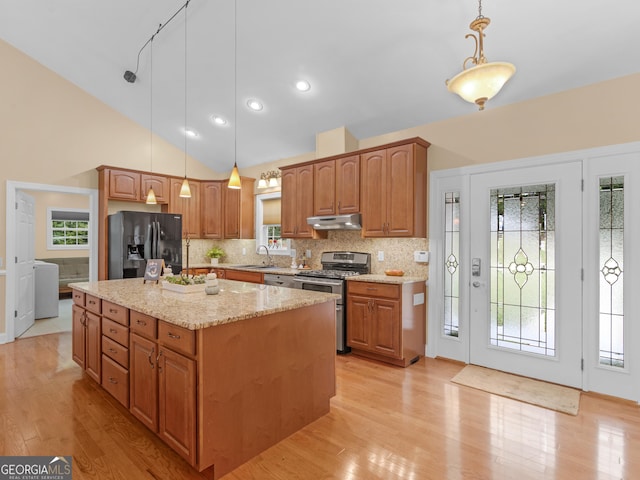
top-left (184, 0), bottom-right (188, 177)
top-left (149, 38), bottom-right (153, 173)
top-left (234, 0), bottom-right (237, 168)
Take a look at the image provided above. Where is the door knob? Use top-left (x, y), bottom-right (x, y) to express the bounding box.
top-left (472, 281), bottom-right (481, 288)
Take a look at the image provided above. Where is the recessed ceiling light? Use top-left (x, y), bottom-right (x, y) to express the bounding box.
top-left (211, 115), bottom-right (227, 126)
top-left (247, 99), bottom-right (263, 111)
top-left (184, 128), bottom-right (198, 138)
top-left (295, 80), bottom-right (311, 92)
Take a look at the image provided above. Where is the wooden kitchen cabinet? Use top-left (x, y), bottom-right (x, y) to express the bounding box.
top-left (224, 177), bottom-right (256, 239)
top-left (360, 142), bottom-right (427, 237)
top-left (130, 316), bottom-right (196, 465)
top-left (225, 269), bottom-right (263, 284)
top-left (101, 300), bottom-right (130, 407)
top-left (71, 292), bottom-right (102, 383)
top-left (281, 164), bottom-right (326, 239)
top-left (104, 168), bottom-right (170, 203)
top-left (346, 280), bottom-right (426, 367)
top-left (201, 180), bottom-right (224, 239)
top-left (169, 177), bottom-right (201, 238)
top-left (314, 155), bottom-right (360, 216)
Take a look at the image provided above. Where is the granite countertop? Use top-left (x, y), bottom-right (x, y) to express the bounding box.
top-left (346, 274), bottom-right (428, 285)
top-left (185, 263), bottom-right (300, 276)
top-left (69, 278), bottom-right (338, 330)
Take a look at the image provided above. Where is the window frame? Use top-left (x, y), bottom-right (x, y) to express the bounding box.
top-left (255, 192), bottom-right (291, 256)
top-left (47, 207), bottom-right (90, 250)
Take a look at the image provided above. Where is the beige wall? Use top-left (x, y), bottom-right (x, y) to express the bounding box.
top-left (2, 34), bottom-right (640, 337)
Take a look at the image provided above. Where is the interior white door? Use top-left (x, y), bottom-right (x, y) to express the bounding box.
top-left (469, 162), bottom-right (583, 388)
top-left (15, 190), bottom-right (36, 337)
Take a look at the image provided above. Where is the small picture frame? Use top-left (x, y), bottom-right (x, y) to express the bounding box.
top-left (144, 259), bottom-right (165, 284)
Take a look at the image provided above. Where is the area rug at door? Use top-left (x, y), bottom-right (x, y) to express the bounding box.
top-left (451, 365), bottom-right (580, 415)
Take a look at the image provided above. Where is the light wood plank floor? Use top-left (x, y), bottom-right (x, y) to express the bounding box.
top-left (3, 333), bottom-right (640, 479)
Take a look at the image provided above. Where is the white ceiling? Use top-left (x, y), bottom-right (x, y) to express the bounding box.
top-left (1, 1), bottom-right (639, 174)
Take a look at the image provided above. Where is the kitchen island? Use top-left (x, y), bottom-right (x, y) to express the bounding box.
top-left (70, 278), bottom-right (338, 479)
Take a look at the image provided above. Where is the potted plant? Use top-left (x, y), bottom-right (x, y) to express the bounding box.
top-left (206, 246), bottom-right (225, 265)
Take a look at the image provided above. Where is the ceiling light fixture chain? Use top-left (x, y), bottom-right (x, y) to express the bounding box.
top-left (445, 0), bottom-right (515, 110)
top-left (123, 0), bottom-right (191, 84)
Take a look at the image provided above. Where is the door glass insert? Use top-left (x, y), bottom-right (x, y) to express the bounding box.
top-left (443, 192), bottom-right (460, 337)
top-left (599, 176), bottom-right (624, 368)
top-left (490, 184), bottom-right (556, 356)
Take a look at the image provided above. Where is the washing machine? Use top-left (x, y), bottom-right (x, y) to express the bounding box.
top-left (34, 260), bottom-right (59, 319)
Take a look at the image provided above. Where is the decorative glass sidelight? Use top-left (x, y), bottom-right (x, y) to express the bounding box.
top-left (599, 177), bottom-right (624, 368)
top-left (489, 185), bottom-right (556, 355)
top-left (443, 192), bottom-right (460, 337)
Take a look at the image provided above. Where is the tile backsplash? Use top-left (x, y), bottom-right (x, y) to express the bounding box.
top-left (186, 230), bottom-right (429, 277)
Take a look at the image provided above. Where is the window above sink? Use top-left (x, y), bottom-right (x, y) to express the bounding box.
top-left (255, 192), bottom-right (291, 256)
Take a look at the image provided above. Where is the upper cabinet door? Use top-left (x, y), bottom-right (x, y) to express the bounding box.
top-left (360, 149), bottom-right (387, 237)
top-left (335, 155), bottom-right (360, 214)
top-left (169, 178), bottom-right (201, 238)
top-left (201, 181), bottom-right (224, 239)
top-left (109, 169), bottom-right (141, 201)
top-left (141, 174), bottom-right (170, 203)
top-left (313, 160), bottom-right (336, 216)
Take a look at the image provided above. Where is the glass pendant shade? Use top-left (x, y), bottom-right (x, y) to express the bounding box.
top-left (228, 162), bottom-right (241, 189)
top-left (146, 186), bottom-right (157, 205)
top-left (179, 177), bottom-right (192, 197)
top-left (447, 61), bottom-right (515, 110)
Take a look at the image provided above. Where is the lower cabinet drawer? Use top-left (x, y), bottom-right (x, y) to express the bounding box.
top-left (158, 321), bottom-right (196, 356)
top-left (103, 317), bottom-right (130, 347)
top-left (102, 355), bottom-right (129, 408)
top-left (102, 335), bottom-right (129, 369)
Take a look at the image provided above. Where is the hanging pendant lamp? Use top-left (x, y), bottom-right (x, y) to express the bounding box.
top-left (180, 1), bottom-right (192, 198)
top-left (446, 0), bottom-right (515, 110)
top-left (146, 38), bottom-right (157, 205)
top-left (228, 0), bottom-right (242, 190)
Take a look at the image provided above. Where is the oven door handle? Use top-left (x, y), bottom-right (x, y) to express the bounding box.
top-left (292, 277), bottom-right (344, 287)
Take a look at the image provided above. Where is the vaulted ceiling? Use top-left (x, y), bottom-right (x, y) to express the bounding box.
top-left (2, 1), bottom-right (638, 173)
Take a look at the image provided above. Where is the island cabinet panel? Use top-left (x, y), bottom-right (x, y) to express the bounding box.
top-left (360, 142), bottom-right (427, 238)
top-left (130, 333), bottom-right (159, 431)
top-left (197, 301), bottom-right (335, 478)
top-left (347, 280), bottom-right (426, 367)
top-left (85, 311), bottom-right (102, 383)
top-left (158, 321), bottom-right (195, 356)
top-left (130, 310), bottom-right (157, 339)
top-left (158, 347), bottom-right (196, 465)
top-left (102, 336), bottom-right (129, 369)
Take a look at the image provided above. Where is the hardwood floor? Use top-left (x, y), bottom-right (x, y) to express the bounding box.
top-left (3, 333), bottom-right (640, 479)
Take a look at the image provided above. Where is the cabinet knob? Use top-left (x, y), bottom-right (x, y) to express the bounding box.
top-left (136, 319), bottom-right (147, 326)
top-left (108, 377), bottom-right (118, 384)
top-left (109, 328), bottom-right (117, 334)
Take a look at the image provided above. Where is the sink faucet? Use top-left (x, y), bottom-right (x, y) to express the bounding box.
top-left (256, 244), bottom-right (273, 266)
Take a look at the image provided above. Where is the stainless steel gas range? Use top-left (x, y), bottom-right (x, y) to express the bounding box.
top-left (293, 251), bottom-right (371, 353)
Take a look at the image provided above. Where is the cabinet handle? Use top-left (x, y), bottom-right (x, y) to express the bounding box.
top-left (167, 332), bottom-right (181, 340)
top-left (157, 350), bottom-right (163, 373)
top-left (136, 319), bottom-right (147, 326)
top-left (337, 201), bottom-right (341, 211)
top-left (366, 287), bottom-right (377, 291)
top-left (108, 348), bottom-right (117, 354)
top-left (109, 308), bottom-right (118, 314)
top-left (109, 328), bottom-right (118, 334)
top-left (148, 347), bottom-right (155, 369)
top-left (109, 377), bottom-right (118, 384)
top-left (89, 300), bottom-right (96, 305)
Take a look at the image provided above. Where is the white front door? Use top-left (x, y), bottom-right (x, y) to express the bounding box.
top-left (15, 190), bottom-right (36, 337)
top-left (468, 162), bottom-right (583, 388)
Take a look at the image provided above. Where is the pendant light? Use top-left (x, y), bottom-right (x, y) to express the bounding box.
top-left (145, 37), bottom-right (157, 205)
top-left (179, 1), bottom-right (192, 198)
top-left (228, 0), bottom-right (242, 190)
top-left (445, 0), bottom-right (515, 110)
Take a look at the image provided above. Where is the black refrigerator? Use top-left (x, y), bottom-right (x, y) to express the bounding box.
top-left (108, 211), bottom-right (182, 279)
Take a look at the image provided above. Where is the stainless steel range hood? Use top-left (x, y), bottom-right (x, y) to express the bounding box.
top-left (307, 213), bottom-right (362, 230)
